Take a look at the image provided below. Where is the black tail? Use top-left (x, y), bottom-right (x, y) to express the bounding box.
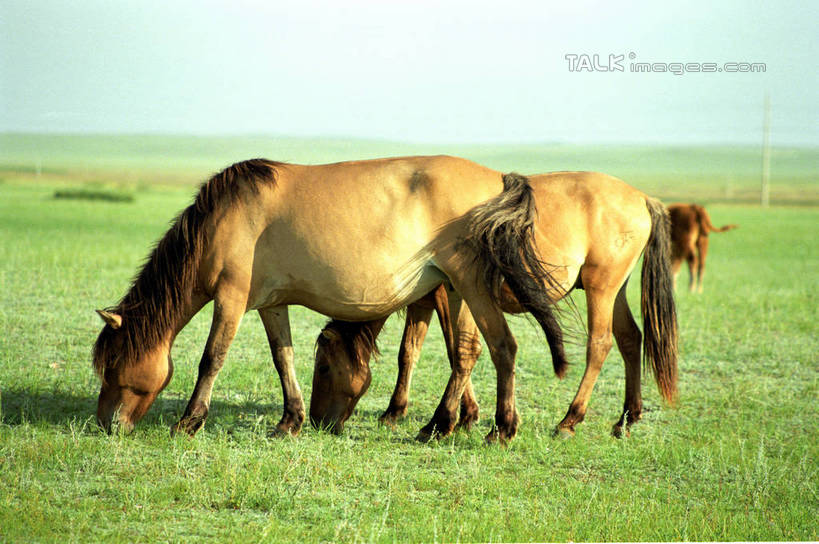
top-left (465, 173), bottom-right (568, 378)
top-left (641, 198), bottom-right (679, 402)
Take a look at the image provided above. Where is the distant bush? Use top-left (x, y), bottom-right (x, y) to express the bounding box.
top-left (53, 189), bottom-right (135, 203)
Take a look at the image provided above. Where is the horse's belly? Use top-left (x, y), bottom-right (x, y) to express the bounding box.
top-left (250, 257), bottom-right (448, 321)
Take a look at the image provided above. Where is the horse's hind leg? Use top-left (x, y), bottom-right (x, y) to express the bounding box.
top-left (381, 285), bottom-right (479, 429)
top-left (416, 289), bottom-right (486, 441)
top-left (431, 285), bottom-right (480, 430)
top-left (685, 235), bottom-right (699, 293)
top-left (555, 277), bottom-right (617, 436)
top-left (259, 305), bottom-right (305, 435)
top-left (380, 302), bottom-right (433, 425)
top-left (610, 282), bottom-right (643, 438)
top-left (695, 235), bottom-right (709, 293)
top-left (470, 296), bottom-right (519, 443)
top-left (173, 285), bottom-right (246, 436)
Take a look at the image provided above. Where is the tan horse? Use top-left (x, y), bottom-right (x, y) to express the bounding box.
top-left (311, 171), bottom-right (679, 438)
top-left (92, 156), bottom-right (566, 443)
top-left (668, 203), bottom-right (738, 293)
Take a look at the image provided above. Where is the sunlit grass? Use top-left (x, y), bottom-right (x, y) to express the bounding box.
top-left (0, 145), bottom-right (817, 541)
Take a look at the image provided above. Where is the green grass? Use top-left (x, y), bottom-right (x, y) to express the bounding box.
top-left (0, 137), bottom-right (817, 542)
top-left (2, 132), bottom-right (818, 204)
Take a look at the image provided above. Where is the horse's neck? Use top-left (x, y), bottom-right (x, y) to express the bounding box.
top-left (168, 292), bottom-right (212, 344)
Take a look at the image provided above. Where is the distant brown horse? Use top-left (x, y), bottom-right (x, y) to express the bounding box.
top-left (92, 156), bottom-right (567, 443)
top-left (668, 203), bottom-right (737, 293)
top-left (311, 171), bottom-right (679, 438)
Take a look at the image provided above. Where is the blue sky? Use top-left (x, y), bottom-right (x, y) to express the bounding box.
top-left (1, 0), bottom-right (816, 145)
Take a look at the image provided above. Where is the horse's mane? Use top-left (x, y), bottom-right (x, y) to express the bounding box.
top-left (93, 159), bottom-right (282, 377)
top-left (316, 320), bottom-right (381, 369)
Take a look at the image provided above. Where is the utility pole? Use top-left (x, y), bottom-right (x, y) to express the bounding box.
top-left (761, 93), bottom-right (771, 207)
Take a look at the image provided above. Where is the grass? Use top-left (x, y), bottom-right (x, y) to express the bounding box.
top-left (0, 135), bottom-right (817, 542)
top-left (2, 132), bottom-right (818, 204)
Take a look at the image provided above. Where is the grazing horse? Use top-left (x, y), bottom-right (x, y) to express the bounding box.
top-left (668, 203), bottom-right (738, 293)
top-left (312, 283), bottom-right (522, 435)
top-left (92, 156), bottom-right (566, 443)
top-left (311, 171), bottom-right (679, 438)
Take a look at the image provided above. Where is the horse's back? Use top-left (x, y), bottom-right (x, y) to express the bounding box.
top-left (272, 155), bottom-right (500, 221)
top-left (531, 171), bottom-right (648, 210)
top-left (529, 171), bottom-right (651, 252)
top-left (235, 156), bottom-right (504, 317)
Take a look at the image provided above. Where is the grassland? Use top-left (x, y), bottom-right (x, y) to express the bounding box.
top-left (2, 132), bottom-right (818, 204)
top-left (0, 134), bottom-right (817, 542)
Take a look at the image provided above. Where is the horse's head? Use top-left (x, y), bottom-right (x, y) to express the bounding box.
top-left (309, 324), bottom-right (376, 434)
top-left (93, 309), bottom-right (173, 433)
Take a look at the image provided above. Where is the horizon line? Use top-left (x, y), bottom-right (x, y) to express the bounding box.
top-left (1, 130), bottom-right (817, 150)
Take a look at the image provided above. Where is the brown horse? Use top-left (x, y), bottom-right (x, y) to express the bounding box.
top-left (311, 283), bottom-right (523, 435)
top-left (311, 171), bottom-right (679, 438)
top-left (668, 203), bottom-right (738, 293)
top-left (92, 156), bottom-right (566, 443)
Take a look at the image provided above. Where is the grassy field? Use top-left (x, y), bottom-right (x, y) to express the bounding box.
top-left (2, 132), bottom-right (818, 204)
top-left (0, 134), bottom-right (817, 542)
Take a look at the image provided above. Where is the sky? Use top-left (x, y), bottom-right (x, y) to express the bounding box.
top-left (1, 0), bottom-right (817, 145)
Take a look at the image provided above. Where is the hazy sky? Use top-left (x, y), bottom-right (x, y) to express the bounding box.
top-left (1, 0), bottom-right (816, 145)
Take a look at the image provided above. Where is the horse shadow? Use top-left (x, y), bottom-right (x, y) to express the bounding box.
top-left (0, 386), bottom-right (280, 435)
top-left (342, 407), bottom-right (492, 449)
top-left (1, 389), bottom-right (484, 448)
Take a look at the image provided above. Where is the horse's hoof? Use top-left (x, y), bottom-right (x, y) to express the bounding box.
top-left (415, 429), bottom-right (434, 443)
top-left (456, 410), bottom-right (479, 432)
top-left (378, 412), bottom-right (401, 427)
top-left (416, 422), bottom-right (450, 442)
top-left (484, 428), bottom-right (513, 446)
top-left (611, 424), bottom-right (632, 439)
top-left (553, 426), bottom-right (575, 439)
top-left (456, 417), bottom-right (476, 432)
top-left (417, 413), bottom-right (456, 441)
top-left (170, 418), bottom-right (202, 437)
top-left (275, 418), bottom-right (303, 436)
top-left (270, 423), bottom-right (301, 438)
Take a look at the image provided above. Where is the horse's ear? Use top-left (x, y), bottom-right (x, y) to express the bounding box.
top-left (96, 309), bottom-right (123, 330)
top-left (321, 328), bottom-right (341, 342)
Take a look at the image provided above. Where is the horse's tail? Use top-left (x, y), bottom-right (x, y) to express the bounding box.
top-left (694, 204), bottom-right (738, 233)
top-left (641, 198), bottom-right (679, 403)
top-left (465, 172), bottom-right (568, 378)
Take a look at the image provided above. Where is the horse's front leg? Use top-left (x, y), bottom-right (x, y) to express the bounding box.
top-left (380, 302), bottom-right (434, 425)
top-left (258, 305), bottom-right (305, 435)
top-left (172, 285), bottom-right (246, 436)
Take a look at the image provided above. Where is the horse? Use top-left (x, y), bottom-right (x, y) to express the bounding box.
top-left (310, 171), bottom-right (679, 438)
top-left (92, 156), bottom-right (567, 444)
top-left (311, 283), bottom-right (523, 436)
top-left (668, 203), bottom-right (738, 293)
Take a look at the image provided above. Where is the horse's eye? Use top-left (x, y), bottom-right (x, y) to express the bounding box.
top-left (318, 364), bottom-right (330, 375)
